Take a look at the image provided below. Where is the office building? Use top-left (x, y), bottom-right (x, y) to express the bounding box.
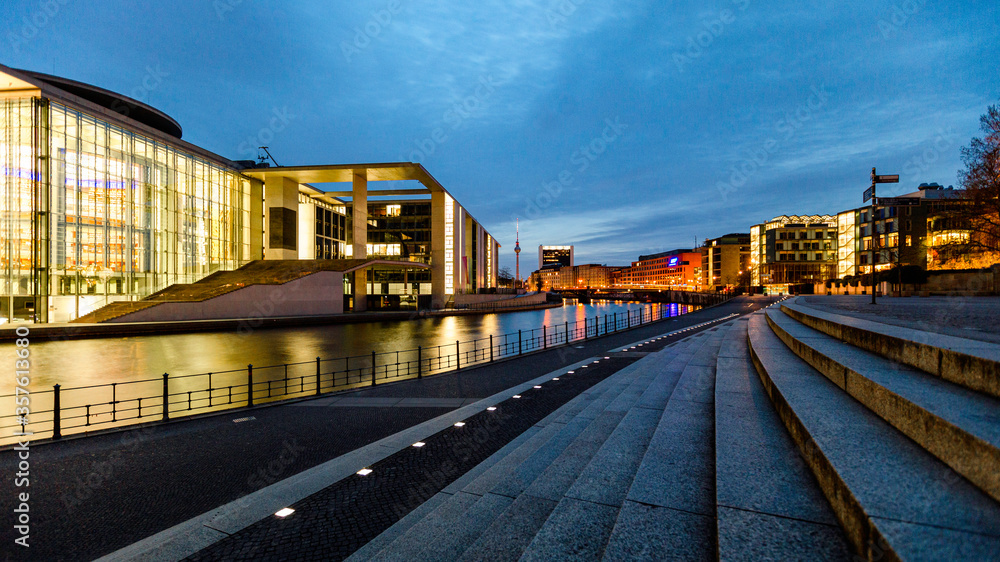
top-left (538, 245), bottom-right (574, 269)
top-left (0, 64), bottom-right (497, 322)
top-left (749, 216), bottom-right (837, 293)
top-left (613, 249), bottom-right (702, 290)
top-left (702, 233), bottom-right (750, 292)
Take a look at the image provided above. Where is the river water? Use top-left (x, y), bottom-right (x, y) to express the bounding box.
top-left (20, 301), bottom-right (698, 393)
top-left (2, 301), bottom-right (698, 444)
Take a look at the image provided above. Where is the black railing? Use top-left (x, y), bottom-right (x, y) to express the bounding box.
top-left (0, 297), bottom-right (732, 447)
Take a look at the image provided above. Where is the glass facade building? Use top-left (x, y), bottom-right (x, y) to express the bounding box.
top-left (1, 97), bottom-right (254, 323)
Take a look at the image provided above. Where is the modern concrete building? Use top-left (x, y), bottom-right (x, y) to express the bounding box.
top-left (0, 64), bottom-right (497, 323)
top-left (529, 263), bottom-right (618, 291)
top-left (702, 233), bottom-right (750, 292)
top-left (613, 249), bottom-right (702, 290)
top-left (836, 183), bottom-right (968, 278)
top-left (750, 216), bottom-right (837, 293)
top-left (538, 245), bottom-right (574, 269)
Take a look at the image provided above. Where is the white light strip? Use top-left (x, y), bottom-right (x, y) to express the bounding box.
top-left (275, 508), bottom-right (295, 517)
top-left (357, 468), bottom-right (373, 476)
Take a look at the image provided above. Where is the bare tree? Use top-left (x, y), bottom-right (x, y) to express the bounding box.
top-left (937, 101), bottom-right (1000, 264)
top-left (497, 266), bottom-right (514, 288)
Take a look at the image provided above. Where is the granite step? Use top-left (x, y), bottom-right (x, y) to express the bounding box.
top-left (714, 316), bottom-right (849, 560)
top-left (598, 323), bottom-right (731, 561)
top-left (781, 298), bottom-right (1000, 399)
top-left (766, 307), bottom-right (1000, 503)
top-left (461, 334), bottom-right (717, 561)
top-left (748, 312), bottom-right (1000, 561)
top-left (360, 341), bottom-right (698, 561)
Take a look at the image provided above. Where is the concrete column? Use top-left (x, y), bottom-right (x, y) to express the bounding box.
top-left (297, 201), bottom-right (316, 260)
top-left (264, 176), bottom-right (299, 260)
top-left (431, 191), bottom-right (446, 308)
top-left (249, 179), bottom-right (264, 260)
top-left (352, 169), bottom-right (368, 311)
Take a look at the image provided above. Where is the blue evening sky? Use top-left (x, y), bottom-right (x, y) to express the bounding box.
top-left (2, 0), bottom-right (997, 271)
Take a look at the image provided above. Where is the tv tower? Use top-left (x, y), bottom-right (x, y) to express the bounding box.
top-left (514, 218), bottom-right (521, 288)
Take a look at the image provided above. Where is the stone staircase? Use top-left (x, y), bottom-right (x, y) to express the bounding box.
top-left (346, 297), bottom-right (1000, 560)
top-left (748, 298), bottom-right (1000, 560)
top-left (348, 313), bottom-right (851, 560)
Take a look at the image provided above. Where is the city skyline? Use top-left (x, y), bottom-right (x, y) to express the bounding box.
top-left (2, 0), bottom-right (997, 269)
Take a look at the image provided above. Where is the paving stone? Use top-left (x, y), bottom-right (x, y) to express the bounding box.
top-left (716, 506), bottom-right (848, 561)
top-left (458, 495), bottom-right (558, 562)
top-left (520, 497), bottom-right (619, 561)
top-left (627, 397), bottom-right (715, 515)
top-left (565, 406), bottom-right (660, 507)
top-left (602, 501), bottom-right (714, 561)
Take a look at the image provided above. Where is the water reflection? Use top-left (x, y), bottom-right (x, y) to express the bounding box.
top-left (15, 301), bottom-right (695, 395)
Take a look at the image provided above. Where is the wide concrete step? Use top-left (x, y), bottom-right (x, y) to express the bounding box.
top-left (596, 324), bottom-right (732, 561)
top-left (714, 317), bottom-right (849, 560)
top-left (358, 339), bottom-right (701, 561)
top-left (748, 312), bottom-right (1000, 561)
top-left (766, 307), bottom-right (1000, 503)
top-left (781, 298), bottom-right (1000, 399)
top-left (462, 333), bottom-right (718, 561)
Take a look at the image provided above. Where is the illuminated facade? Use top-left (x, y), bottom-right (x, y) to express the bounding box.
top-left (538, 245), bottom-right (574, 269)
top-left (749, 215), bottom-right (837, 292)
top-left (1, 64), bottom-right (498, 321)
top-left (614, 250), bottom-right (702, 290)
top-left (1, 75), bottom-right (257, 323)
top-left (702, 233), bottom-right (750, 292)
top-left (530, 263), bottom-right (618, 291)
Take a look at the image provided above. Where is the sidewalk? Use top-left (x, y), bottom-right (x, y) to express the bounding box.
top-left (0, 297), bottom-right (768, 561)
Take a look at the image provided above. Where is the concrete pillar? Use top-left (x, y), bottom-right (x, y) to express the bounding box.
top-left (352, 169), bottom-right (368, 311)
top-left (264, 176), bottom-right (299, 260)
top-left (249, 179), bottom-right (264, 260)
top-left (431, 191), bottom-right (446, 308)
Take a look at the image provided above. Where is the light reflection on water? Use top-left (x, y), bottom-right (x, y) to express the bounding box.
top-left (11, 301), bottom-right (695, 395)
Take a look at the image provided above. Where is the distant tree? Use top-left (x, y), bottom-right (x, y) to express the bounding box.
top-left (535, 277), bottom-right (543, 292)
top-left (938, 100), bottom-right (1000, 263)
top-left (497, 266), bottom-right (514, 288)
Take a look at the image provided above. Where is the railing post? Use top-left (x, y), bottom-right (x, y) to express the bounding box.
top-left (162, 373), bottom-right (170, 421)
top-left (564, 321), bottom-right (569, 342)
top-left (372, 351), bottom-right (377, 386)
top-left (489, 335), bottom-right (494, 362)
top-left (456, 341), bottom-right (461, 371)
top-left (247, 365), bottom-right (254, 407)
top-left (518, 329), bottom-right (523, 356)
top-left (418, 346), bottom-right (423, 379)
top-left (52, 384), bottom-right (61, 440)
top-left (613, 312), bottom-right (617, 332)
top-left (543, 325), bottom-right (548, 349)
top-left (316, 357), bottom-right (322, 395)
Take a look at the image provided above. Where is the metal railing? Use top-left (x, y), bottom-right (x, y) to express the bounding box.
top-left (0, 296), bottom-right (732, 447)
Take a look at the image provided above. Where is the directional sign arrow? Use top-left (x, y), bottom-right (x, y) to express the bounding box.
top-left (874, 174), bottom-right (899, 184)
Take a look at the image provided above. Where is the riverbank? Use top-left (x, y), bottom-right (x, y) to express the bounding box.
top-left (0, 302), bottom-right (563, 343)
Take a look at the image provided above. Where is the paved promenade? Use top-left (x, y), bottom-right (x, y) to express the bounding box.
top-left (0, 297), bottom-right (769, 561)
top-left (799, 295), bottom-right (1000, 344)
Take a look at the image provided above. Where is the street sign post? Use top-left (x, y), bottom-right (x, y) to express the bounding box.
top-left (867, 168), bottom-right (901, 305)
